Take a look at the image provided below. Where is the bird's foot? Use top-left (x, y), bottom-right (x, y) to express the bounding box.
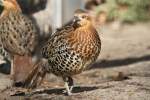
top-left (63, 89), bottom-right (72, 95)
top-left (64, 82), bottom-right (73, 95)
top-left (69, 86), bottom-right (74, 92)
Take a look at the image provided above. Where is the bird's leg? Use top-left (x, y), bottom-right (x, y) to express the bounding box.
top-left (64, 81), bottom-right (72, 95)
top-left (11, 59), bottom-right (14, 76)
top-left (63, 77), bottom-right (74, 95)
top-left (10, 58), bottom-right (15, 83)
top-left (68, 77), bottom-right (74, 92)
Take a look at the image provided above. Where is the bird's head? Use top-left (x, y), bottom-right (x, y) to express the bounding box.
top-left (0, 0), bottom-right (21, 12)
top-left (73, 9), bottom-right (92, 27)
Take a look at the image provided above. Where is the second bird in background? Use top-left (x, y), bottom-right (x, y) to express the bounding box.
top-left (0, 0), bottom-right (38, 85)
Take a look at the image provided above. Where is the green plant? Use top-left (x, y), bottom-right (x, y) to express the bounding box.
top-left (96, 0), bottom-right (150, 22)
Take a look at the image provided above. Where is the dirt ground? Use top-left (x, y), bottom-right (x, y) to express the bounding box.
top-left (0, 22), bottom-right (150, 100)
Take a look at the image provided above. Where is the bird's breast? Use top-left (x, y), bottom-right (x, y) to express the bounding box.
top-left (67, 27), bottom-right (101, 61)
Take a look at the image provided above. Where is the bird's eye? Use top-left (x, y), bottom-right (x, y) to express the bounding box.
top-left (82, 15), bottom-right (87, 19)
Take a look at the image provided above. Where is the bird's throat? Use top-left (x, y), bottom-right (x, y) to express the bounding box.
top-left (0, 8), bottom-right (20, 19)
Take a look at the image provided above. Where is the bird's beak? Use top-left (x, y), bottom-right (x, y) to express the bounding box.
top-left (0, 0), bottom-right (3, 6)
top-left (73, 16), bottom-right (81, 22)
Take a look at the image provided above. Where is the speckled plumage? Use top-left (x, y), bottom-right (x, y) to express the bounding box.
top-left (0, 41), bottom-right (10, 60)
top-left (0, 11), bottom-right (37, 56)
top-left (42, 23), bottom-right (101, 77)
top-left (0, 0), bottom-right (38, 85)
top-left (24, 9), bottom-right (101, 95)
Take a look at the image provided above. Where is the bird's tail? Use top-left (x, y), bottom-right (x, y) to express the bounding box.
top-left (23, 59), bottom-right (48, 89)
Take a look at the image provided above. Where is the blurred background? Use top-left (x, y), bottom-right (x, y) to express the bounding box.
top-left (0, 0), bottom-right (150, 99)
top-left (0, 0), bottom-right (150, 72)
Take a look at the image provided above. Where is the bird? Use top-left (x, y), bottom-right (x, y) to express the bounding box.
top-left (24, 9), bottom-right (101, 95)
top-left (0, 0), bottom-right (38, 86)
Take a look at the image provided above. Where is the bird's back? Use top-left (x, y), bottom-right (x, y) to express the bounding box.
top-left (0, 11), bottom-right (38, 56)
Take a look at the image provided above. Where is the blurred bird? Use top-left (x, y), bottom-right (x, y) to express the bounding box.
top-left (24, 9), bottom-right (101, 95)
top-left (0, 0), bottom-right (38, 86)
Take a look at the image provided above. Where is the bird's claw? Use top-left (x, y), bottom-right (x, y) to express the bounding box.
top-left (63, 89), bottom-right (72, 95)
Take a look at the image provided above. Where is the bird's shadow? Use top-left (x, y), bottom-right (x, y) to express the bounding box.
top-left (91, 54), bottom-right (150, 69)
top-left (30, 86), bottom-right (99, 96)
top-left (12, 86), bottom-right (99, 96)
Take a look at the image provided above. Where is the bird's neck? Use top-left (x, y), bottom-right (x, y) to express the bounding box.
top-left (0, 7), bottom-right (21, 19)
top-left (75, 23), bottom-right (95, 36)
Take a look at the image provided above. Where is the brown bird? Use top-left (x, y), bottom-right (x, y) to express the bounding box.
top-left (24, 9), bottom-right (101, 95)
top-left (0, 0), bottom-right (38, 85)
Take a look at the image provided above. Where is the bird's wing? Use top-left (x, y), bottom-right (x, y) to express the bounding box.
top-left (42, 23), bottom-right (75, 59)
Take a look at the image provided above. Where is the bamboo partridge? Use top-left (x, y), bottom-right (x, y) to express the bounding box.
top-left (0, 0), bottom-right (38, 86)
top-left (24, 9), bottom-right (101, 95)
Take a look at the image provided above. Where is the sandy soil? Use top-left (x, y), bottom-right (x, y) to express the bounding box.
top-left (0, 22), bottom-right (150, 100)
